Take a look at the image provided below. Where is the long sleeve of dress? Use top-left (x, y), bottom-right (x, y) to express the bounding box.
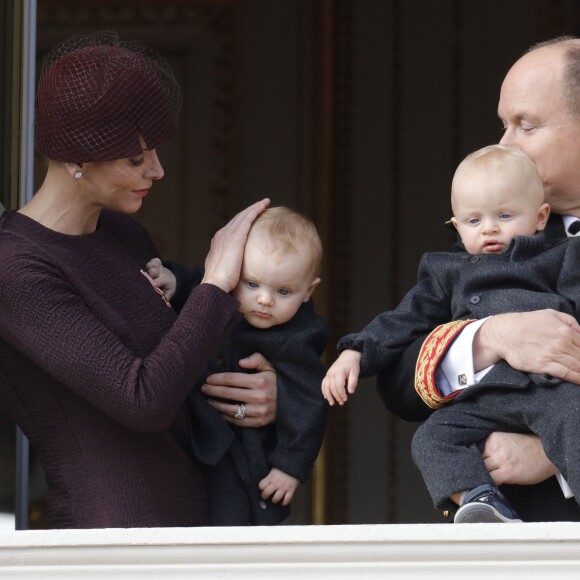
top-left (0, 211), bottom-right (240, 432)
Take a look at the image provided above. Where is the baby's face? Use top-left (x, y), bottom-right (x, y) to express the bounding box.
top-left (232, 238), bottom-right (320, 329)
top-left (451, 169), bottom-right (547, 254)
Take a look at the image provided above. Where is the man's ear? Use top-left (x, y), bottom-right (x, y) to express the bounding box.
top-left (536, 202), bottom-right (551, 231)
top-left (303, 277), bottom-right (321, 302)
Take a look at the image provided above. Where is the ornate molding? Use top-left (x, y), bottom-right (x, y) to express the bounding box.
top-left (37, 0), bottom-right (234, 27)
top-left (2, 523), bottom-right (580, 578)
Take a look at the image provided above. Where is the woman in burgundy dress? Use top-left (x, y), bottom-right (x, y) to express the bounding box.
top-left (0, 31), bottom-right (271, 529)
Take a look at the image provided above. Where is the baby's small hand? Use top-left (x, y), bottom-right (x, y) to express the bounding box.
top-left (258, 467), bottom-right (299, 506)
top-left (145, 258), bottom-right (177, 300)
top-left (321, 349), bottom-right (362, 406)
top-left (146, 257), bottom-right (163, 280)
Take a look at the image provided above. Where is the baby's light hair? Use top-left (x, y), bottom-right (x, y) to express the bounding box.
top-left (451, 144), bottom-right (544, 212)
top-left (248, 206), bottom-right (323, 278)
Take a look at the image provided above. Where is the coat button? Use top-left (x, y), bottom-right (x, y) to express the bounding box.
top-left (260, 501), bottom-right (267, 510)
top-left (469, 295), bottom-right (480, 304)
top-left (470, 255), bottom-right (480, 262)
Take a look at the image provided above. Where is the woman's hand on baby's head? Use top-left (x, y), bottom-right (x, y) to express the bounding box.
top-left (202, 199), bottom-right (270, 292)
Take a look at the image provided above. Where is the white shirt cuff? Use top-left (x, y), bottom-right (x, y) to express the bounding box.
top-left (556, 473), bottom-right (574, 499)
top-left (436, 318), bottom-right (493, 397)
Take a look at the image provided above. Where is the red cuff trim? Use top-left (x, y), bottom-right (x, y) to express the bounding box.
top-left (415, 320), bottom-right (477, 410)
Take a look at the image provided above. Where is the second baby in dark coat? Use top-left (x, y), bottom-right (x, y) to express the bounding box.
top-left (149, 206), bottom-right (328, 525)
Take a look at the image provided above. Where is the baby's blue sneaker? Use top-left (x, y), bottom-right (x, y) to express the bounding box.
top-left (454, 484), bottom-right (522, 523)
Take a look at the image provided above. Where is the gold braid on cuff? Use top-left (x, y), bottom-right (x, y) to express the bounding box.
top-left (415, 320), bottom-right (477, 410)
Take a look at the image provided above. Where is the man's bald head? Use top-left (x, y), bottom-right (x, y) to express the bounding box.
top-left (527, 36), bottom-right (580, 120)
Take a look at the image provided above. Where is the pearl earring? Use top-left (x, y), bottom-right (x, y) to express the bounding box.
top-left (74, 170), bottom-right (82, 179)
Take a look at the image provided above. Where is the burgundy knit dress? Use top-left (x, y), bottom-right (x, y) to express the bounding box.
top-left (0, 209), bottom-right (239, 528)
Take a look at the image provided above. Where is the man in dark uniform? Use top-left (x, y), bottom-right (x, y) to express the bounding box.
top-left (378, 36), bottom-right (580, 522)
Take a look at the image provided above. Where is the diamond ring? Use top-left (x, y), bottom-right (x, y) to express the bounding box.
top-left (234, 403), bottom-right (246, 419)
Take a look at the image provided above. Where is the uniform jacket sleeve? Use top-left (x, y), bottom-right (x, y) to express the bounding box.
top-left (554, 237), bottom-right (580, 316)
top-left (375, 335), bottom-right (433, 421)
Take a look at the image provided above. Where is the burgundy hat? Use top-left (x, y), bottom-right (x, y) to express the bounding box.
top-left (34, 31), bottom-right (182, 163)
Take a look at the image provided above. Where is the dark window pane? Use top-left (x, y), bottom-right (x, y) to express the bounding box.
top-left (0, 408), bottom-right (16, 530)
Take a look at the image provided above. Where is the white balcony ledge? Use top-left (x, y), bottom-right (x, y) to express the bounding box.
top-left (1, 522), bottom-right (580, 579)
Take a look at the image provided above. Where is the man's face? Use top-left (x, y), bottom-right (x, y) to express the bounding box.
top-left (498, 46), bottom-right (580, 216)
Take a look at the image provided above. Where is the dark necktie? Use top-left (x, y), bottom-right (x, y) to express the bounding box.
top-left (568, 220), bottom-right (580, 236)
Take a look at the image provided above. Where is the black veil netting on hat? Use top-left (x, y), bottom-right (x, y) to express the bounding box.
top-left (34, 31), bottom-right (183, 163)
